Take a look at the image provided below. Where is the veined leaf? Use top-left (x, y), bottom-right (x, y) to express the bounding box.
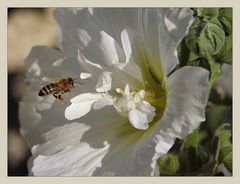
top-left (185, 17), bottom-right (225, 57)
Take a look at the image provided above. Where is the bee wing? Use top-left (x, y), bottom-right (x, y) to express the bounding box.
top-left (41, 76), bottom-right (68, 84)
top-left (41, 77), bottom-right (55, 85)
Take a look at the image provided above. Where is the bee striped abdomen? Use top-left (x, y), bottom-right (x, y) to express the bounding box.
top-left (38, 83), bottom-right (57, 96)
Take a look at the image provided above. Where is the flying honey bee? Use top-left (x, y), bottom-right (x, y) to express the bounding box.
top-left (38, 77), bottom-right (83, 104)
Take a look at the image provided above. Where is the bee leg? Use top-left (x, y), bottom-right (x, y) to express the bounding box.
top-left (53, 92), bottom-right (65, 104)
top-left (58, 95), bottom-right (66, 104)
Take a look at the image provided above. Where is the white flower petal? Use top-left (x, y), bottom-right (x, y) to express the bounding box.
top-left (137, 8), bottom-right (194, 75)
top-left (30, 110), bottom-right (117, 176)
top-left (80, 72), bottom-right (92, 79)
top-left (124, 84), bottom-right (130, 95)
top-left (164, 16), bottom-right (177, 32)
top-left (35, 95), bottom-right (55, 111)
top-left (19, 99), bottom-right (41, 135)
top-left (31, 108), bottom-right (158, 176)
top-left (107, 66), bottom-right (143, 91)
top-left (65, 93), bottom-right (104, 120)
top-left (70, 93), bottom-right (104, 103)
top-left (77, 29), bottom-right (92, 48)
top-left (65, 102), bottom-right (95, 121)
top-left (121, 58), bottom-right (144, 83)
top-left (99, 31), bottom-right (125, 67)
top-left (95, 71), bottom-right (112, 92)
top-left (31, 122), bottom-right (90, 156)
top-left (32, 144), bottom-right (109, 176)
top-left (25, 46), bottom-right (64, 79)
top-left (161, 8), bottom-right (194, 73)
top-left (128, 101), bottom-right (156, 130)
top-left (28, 60), bottom-right (41, 76)
top-left (54, 8), bottom-right (193, 76)
top-left (121, 29), bottom-right (133, 62)
top-left (54, 8), bottom-right (138, 59)
top-left (77, 50), bottom-right (102, 81)
top-left (93, 96), bottom-right (113, 110)
top-left (167, 66), bottom-right (210, 136)
top-left (151, 66), bottom-right (209, 159)
top-left (52, 57), bottom-right (65, 66)
top-left (121, 29), bottom-right (143, 83)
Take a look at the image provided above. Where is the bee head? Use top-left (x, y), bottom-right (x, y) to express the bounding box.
top-left (68, 77), bottom-right (74, 88)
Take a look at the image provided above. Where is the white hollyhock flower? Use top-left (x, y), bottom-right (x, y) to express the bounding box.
top-left (20, 8), bottom-right (210, 176)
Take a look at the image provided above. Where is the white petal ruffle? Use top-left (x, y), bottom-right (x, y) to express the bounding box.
top-left (54, 8), bottom-right (194, 77)
top-left (31, 107), bottom-right (156, 176)
top-left (136, 8), bottom-right (194, 75)
top-left (129, 101), bottom-right (156, 130)
top-left (95, 71), bottom-right (112, 92)
top-left (151, 66), bottom-right (210, 167)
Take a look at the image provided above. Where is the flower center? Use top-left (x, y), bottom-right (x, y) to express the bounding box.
top-left (113, 84), bottom-right (159, 117)
top-left (114, 85), bottom-right (144, 114)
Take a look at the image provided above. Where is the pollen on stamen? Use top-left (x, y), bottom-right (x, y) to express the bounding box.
top-left (116, 88), bottom-right (123, 95)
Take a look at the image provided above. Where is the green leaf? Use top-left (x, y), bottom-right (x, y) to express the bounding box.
top-left (187, 56), bottom-right (221, 84)
top-left (197, 8), bottom-right (219, 17)
top-left (215, 123), bottom-right (232, 148)
top-left (184, 129), bottom-right (199, 148)
top-left (185, 17), bottom-right (225, 57)
top-left (219, 146), bottom-right (232, 161)
top-left (220, 146), bottom-right (232, 172)
top-left (188, 57), bottom-right (210, 69)
top-left (217, 34), bottom-right (232, 64)
top-left (219, 8), bottom-right (232, 35)
top-left (158, 154), bottom-right (180, 175)
top-left (208, 57), bottom-right (222, 85)
top-left (214, 123), bottom-right (232, 173)
top-left (188, 51), bottom-right (200, 63)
